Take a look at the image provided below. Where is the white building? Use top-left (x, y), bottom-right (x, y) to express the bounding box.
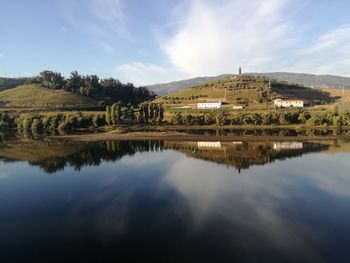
top-left (274, 99), bottom-right (304, 108)
top-left (273, 142), bottom-right (303, 150)
top-left (197, 141), bottom-right (222, 148)
top-left (197, 101), bottom-right (222, 109)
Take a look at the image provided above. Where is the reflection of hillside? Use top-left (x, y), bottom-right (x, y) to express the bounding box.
top-left (163, 141), bottom-right (331, 171)
top-left (1, 138), bottom-right (350, 173)
top-left (0, 139), bottom-right (165, 173)
top-left (0, 139), bottom-right (91, 163)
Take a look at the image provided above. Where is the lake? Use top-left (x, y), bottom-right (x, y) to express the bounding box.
top-left (0, 138), bottom-right (350, 262)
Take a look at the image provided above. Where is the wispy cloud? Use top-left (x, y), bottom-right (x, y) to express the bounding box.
top-left (289, 25), bottom-right (350, 76)
top-left (0, 53), bottom-right (3, 58)
top-left (90, 0), bottom-right (130, 39)
top-left (116, 0), bottom-right (350, 85)
top-left (62, 0), bottom-right (130, 40)
top-left (99, 42), bottom-right (116, 54)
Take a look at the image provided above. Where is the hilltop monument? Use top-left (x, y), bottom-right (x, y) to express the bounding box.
top-left (239, 67), bottom-right (242, 75)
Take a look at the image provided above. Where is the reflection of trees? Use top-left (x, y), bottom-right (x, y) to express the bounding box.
top-left (31, 141), bottom-right (165, 173)
top-left (0, 137), bottom-right (334, 173)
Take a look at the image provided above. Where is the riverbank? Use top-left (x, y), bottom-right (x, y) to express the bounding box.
top-left (52, 129), bottom-right (350, 142)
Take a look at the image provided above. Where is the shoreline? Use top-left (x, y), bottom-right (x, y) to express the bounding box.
top-left (51, 130), bottom-right (350, 142)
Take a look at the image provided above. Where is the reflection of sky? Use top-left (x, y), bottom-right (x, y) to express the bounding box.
top-left (0, 150), bottom-right (350, 261)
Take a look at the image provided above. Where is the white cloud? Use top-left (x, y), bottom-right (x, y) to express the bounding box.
top-left (116, 0), bottom-right (350, 85)
top-left (116, 62), bottom-right (189, 86)
top-left (164, 0), bottom-right (297, 76)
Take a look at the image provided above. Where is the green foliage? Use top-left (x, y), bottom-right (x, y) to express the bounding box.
top-left (167, 110), bottom-right (350, 128)
top-left (92, 114), bottom-right (106, 128)
top-left (216, 113), bottom-right (227, 126)
top-left (138, 102), bottom-right (164, 124)
top-left (0, 112), bottom-right (16, 129)
top-left (105, 105), bottom-right (112, 126)
top-left (31, 118), bottom-right (43, 133)
top-left (36, 70), bottom-right (156, 105)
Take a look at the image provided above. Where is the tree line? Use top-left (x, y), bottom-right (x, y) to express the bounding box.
top-left (0, 102), bottom-right (166, 134)
top-left (28, 70), bottom-right (156, 106)
top-left (105, 102), bottom-right (164, 126)
top-left (169, 110), bottom-right (350, 127)
top-left (1, 108), bottom-right (350, 135)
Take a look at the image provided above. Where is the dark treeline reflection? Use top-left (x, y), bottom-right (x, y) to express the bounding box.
top-left (38, 141), bottom-right (164, 173)
top-left (0, 135), bottom-right (344, 173)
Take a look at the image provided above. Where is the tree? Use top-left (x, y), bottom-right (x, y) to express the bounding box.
top-left (262, 114), bottom-right (272, 125)
top-left (216, 113), bottom-right (226, 126)
top-left (158, 104), bottom-right (164, 124)
top-left (105, 105), bottom-right (112, 126)
top-left (184, 114), bottom-right (194, 125)
top-left (31, 118), bottom-right (43, 133)
top-left (111, 104), bottom-right (117, 125)
top-left (39, 70), bottom-right (65, 89)
top-left (278, 113), bottom-right (288, 125)
top-left (66, 71), bottom-right (83, 92)
top-left (129, 106), bottom-right (135, 123)
top-left (172, 113), bottom-right (183, 125)
top-left (251, 113), bottom-right (262, 125)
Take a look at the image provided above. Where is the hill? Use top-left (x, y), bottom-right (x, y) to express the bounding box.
top-left (0, 77), bottom-right (34, 91)
top-left (0, 84), bottom-right (99, 110)
top-left (146, 72), bottom-right (350, 95)
top-left (156, 75), bottom-right (335, 111)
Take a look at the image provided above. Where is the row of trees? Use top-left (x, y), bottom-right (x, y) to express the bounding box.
top-left (169, 111), bottom-right (350, 127)
top-left (2, 109), bottom-right (350, 135)
top-left (105, 102), bottom-right (164, 126)
top-left (29, 71), bottom-right (156, 106)
top-left (138, 102), bottom-right (164, 124)
top-left (17, 113), bottom-right (106, 134)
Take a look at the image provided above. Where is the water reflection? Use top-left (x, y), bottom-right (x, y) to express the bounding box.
top-left (0, 137), bottom-right (346, 173)
top-left (0, 138), bottom-right (350, 262)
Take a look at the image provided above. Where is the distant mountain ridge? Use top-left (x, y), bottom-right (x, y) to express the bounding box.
top-left (146, 72), bottom-right (350, 95)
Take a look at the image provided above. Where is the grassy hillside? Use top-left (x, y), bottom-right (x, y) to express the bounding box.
top-left (156, 75), bottom-right (334, 111)
top-left (0, 84), bottom-right (99, 110)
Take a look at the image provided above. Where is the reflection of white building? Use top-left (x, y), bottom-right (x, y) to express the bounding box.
top-left (273, 142), bottom-right (303, 150)
top-left (232, 106), bottom-right (243, 110)
top-left (198, 141), bottom-right (222, 148)
top-left (274, 99), bottom-right (304, 108)
top-left (197, 101), bottom-right (222, 109)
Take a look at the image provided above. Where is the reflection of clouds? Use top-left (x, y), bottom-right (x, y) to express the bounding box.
top-left (0, 172), bottom-right (8, 179)
top-left (119, 151), bottom-right (177, 167)
top-left (164, 152), bottom-right (350, 261)
top-left (297, 153), bottom-right (350, 198)
top-left (62, 151), bottom-right (185, 243)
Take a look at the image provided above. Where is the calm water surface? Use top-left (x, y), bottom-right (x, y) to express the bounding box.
top-left (0, 138), bottom-right (350, 262)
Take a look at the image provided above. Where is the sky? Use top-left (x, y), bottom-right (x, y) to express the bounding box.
top-left (1, 0), bottom-right (350, 85)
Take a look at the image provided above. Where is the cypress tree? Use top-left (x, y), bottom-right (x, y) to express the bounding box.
top-left (105, 105), bottom-right (111, 126)
top-left (111, 103), bottom-right (117, 125)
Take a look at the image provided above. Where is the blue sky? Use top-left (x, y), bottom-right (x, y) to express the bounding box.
top-left (1, 0), bottom-right (350, 85)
